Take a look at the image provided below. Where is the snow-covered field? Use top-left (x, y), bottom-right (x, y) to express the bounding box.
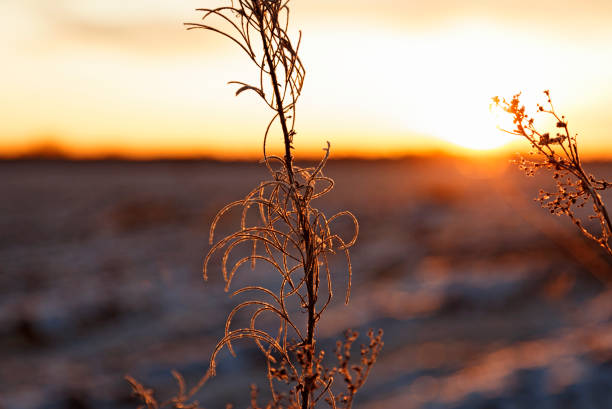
top-left (1, 158), bottom-right (611, 409)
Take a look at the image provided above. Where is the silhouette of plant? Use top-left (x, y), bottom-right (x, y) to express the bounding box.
top-left (127, 1), bottom-right (382, 408)
top-left (493, 91), bottom-right (612, 256)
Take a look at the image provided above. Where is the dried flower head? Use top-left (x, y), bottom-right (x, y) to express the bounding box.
top-left (493, 91), bottom-right (611, 256)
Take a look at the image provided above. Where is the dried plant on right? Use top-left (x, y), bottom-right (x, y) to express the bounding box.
top-left (126, 1), bottom-right (383, 408)
top-left (493, 91), bottom-right (611, 256)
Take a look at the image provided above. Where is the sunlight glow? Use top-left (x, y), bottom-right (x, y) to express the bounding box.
top-left (430, 107), bottom-right (516, 151)
top-left (1, 2), bottom-right (612, 158)
top-left (390, 23), bottom-right (541, 151)
top-left (298, 20), bottom-right (582, 155)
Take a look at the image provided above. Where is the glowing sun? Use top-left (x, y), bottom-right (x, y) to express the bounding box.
top-left (428, 100), bottom-right (517, 151)
top-left (388, 22), bottom-right (538, 152)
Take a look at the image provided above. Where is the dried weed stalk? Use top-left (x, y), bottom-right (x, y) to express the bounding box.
top-left (493, 91), bottom-right (611, 256)
top-left (127, 1), bottom-right (382, 408)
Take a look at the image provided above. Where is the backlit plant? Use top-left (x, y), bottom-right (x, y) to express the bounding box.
top-left (493, 91), bottom-right (611, 257)
top-left (126, 1), bottom-right (383, 408)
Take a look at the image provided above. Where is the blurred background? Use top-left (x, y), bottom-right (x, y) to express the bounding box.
top-left (2, 158), bottom-right (612, 409)
top-left (2, 1), bottom-right (612, 409)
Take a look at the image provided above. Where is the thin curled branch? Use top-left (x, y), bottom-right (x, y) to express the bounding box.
top-left (128, 2), bottom-right (381, 409)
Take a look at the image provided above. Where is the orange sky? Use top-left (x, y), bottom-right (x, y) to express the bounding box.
top-left (1, 0), bottom-right (612, 159)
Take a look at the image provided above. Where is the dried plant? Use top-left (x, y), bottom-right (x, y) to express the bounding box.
top-left (493, 91), bottom-right (611, 256)
top-left (127, 1), bottom-right (382, 408)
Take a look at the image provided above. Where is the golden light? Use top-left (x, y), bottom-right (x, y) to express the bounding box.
top-left (416, 93), bottom-right (517, 152)
top-left (1, 2), bottom-right (612, 158)
top-left (295, 20), bottom-right (560, 156)
top-left (390, 22), bottom-right (540, 152)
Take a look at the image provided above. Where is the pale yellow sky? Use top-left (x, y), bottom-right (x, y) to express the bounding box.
top-left (1, 1), bottom-right (612, 158)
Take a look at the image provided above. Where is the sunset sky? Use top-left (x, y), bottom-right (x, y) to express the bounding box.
top-left (2, 0), bottom-right (612, 159)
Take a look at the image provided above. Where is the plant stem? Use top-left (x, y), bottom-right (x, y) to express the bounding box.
top-left (301, 229), bottom-right (317, 409)
top-left (254, 1), bottom-right (295, 186)
top-left (253, 2), bottom-right (317, 407)
top-left (577, 166), bottom-right (612, 252)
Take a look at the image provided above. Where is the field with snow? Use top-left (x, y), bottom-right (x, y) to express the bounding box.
top-left (1, 158), bottom-right (611, 409)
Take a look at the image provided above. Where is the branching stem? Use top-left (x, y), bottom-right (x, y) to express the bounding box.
top-left (253, 2), bottom-right (317, 407)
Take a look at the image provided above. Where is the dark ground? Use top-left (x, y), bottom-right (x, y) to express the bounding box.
top-left (1, 158), bottom-right (612, 409)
